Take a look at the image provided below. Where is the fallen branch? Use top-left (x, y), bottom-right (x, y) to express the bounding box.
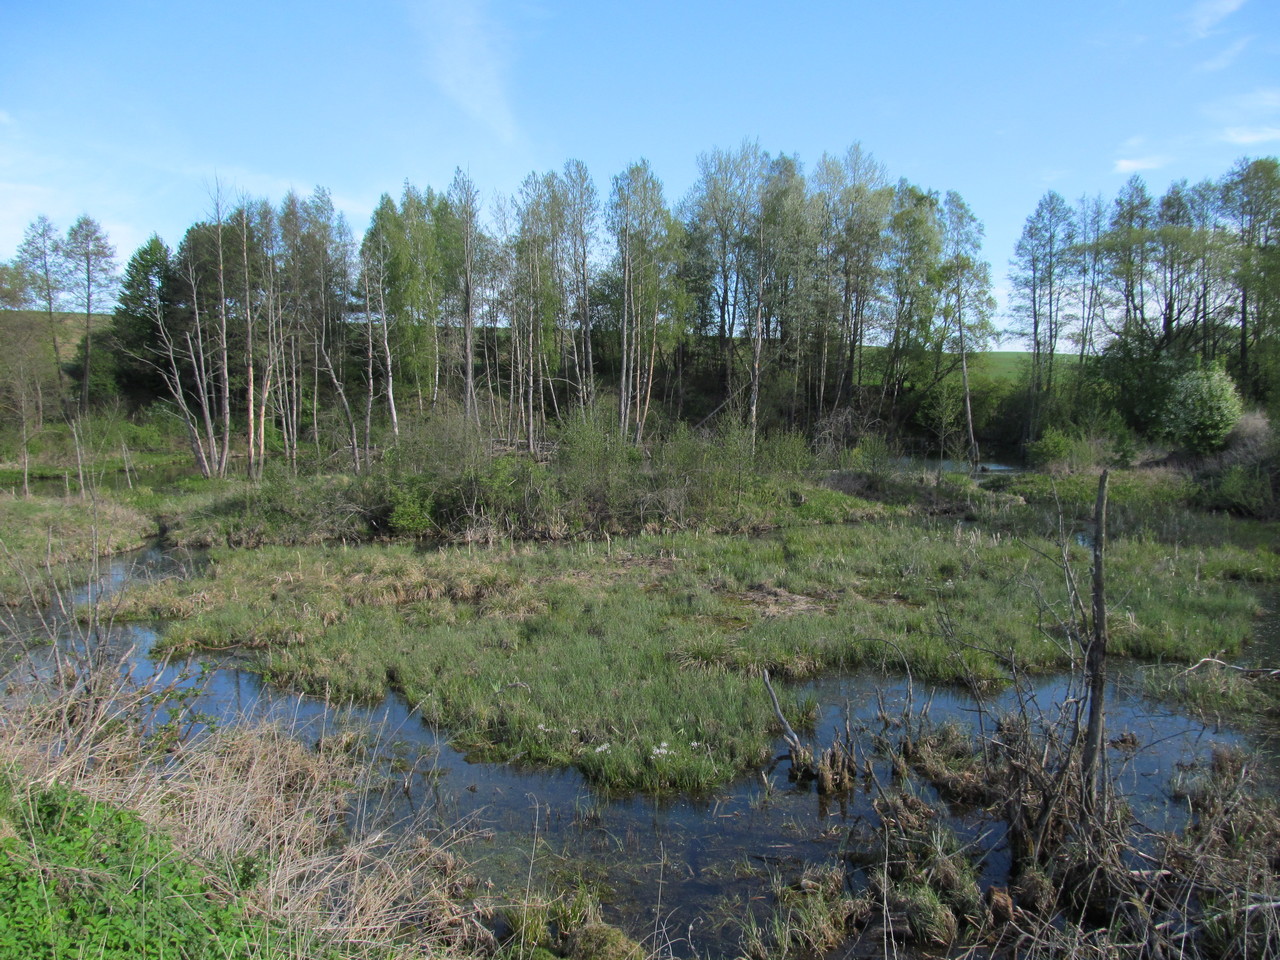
top-left (761, 669), bottom-right (811, 772)
top-left (1176, 658), bottom-right (1280, 680)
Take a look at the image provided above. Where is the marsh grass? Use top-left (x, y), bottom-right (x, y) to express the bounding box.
top-left (821, 638), bottom-right (1280, 960)
top-left (0, 493), bottom-right (153, 604)
top-left (108, 502), bottom-right (1277, 792)
top-left (1143, 659), bottom-right (1280, 720)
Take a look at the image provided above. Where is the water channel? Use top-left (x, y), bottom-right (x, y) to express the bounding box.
top-left (5, 543), bottom-right (1278, 958)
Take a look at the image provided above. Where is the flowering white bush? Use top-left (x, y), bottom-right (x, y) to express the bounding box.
top-left (1161, 366), bottom-right (1243, 454)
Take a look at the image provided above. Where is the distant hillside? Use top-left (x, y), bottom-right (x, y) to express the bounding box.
top-left (0, 309), bottom-right (111, 362)
top-left (975, 351), bottom-right (1029, 382)
top-left (972, 351), bottom-right (1082, 384)
top-left (0, 310), bottom-right (111, 399)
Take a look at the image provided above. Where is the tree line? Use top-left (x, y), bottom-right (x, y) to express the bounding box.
top-left (2, 147), bottom-right (1276, 478)
top-left (1012, 158), bottom-right (1279, 442)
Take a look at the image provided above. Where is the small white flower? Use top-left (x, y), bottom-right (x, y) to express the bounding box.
top-left (595, 743), bottom-right (610, 753)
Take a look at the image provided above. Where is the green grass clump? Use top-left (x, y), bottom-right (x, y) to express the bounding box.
top-left (0, 783), bottom-right (278, 960)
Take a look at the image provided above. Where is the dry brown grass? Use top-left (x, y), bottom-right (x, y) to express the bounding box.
top-left (0, 635), bottom-right (493, 959)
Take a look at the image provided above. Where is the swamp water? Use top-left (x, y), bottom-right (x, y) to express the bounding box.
top-left (6, 545), bottom-right (1278, 958)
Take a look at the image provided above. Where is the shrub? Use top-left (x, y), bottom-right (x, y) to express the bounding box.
top-left (1162, 366), bottom-right (1244, 455)
top-left (1025, 427), bottom-right (1072, 469)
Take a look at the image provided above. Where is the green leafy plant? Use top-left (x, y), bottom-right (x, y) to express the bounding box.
top-left (1162, 365), bottom-right (1244, 455)
top-left (0, 784), bottom-right (274, 960)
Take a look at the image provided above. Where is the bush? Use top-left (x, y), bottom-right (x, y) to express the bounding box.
top-left (1025, 427), bottom-right (1072, 469)
top-left (1162, 366), bottom-right (1244, 455)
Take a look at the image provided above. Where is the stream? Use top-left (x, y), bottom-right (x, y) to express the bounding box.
top-left (5, 543), bottom-right (1278, 958)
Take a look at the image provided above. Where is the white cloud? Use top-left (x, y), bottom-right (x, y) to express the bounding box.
top-left (0, 110), bottom-right (13, 126)
top-left (1211, 87), bottom-right (1280, 118)
top-left (1223, 126), bottom-right (1280, 144)
top-left (1204, 87), bottom-right (1280, 144)
top-left (1196, 36), bottom-right (1250, 71)
top-left (409, 0), bottom-right (519, 144)
top-left (1187, 0), bottom-right (1247, 39)
top-left (1114, 156), bottom-right (1172, 173)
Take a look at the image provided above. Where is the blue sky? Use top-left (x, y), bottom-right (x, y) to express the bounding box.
top-left (2, 0), bottom-right (1277, 325)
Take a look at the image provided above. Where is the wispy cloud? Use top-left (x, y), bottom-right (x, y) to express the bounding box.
top-left (1223, 126), bottom-right (1280, 144)
top-left (1186, 0), bottom-right (1247, 39)
top-left (409, 0), bottom-right (519, 144)
top-left (1204, 87), bottom-right (1280, 144)
top-left (0, 110), bottom-right (13, 125)
top-left (1114, 156), bottom-right (1172, 174)
top-left (1196, 36), bottom-right (1250, 71)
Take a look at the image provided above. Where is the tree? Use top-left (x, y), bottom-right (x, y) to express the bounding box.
top-left (607, 159), bottom-right (683, 443)
top-left (60, 215), bottom-right (117, 414)
top-left (15, 216), bottom-right (70, 418)
top-left (879, 181), bottom-right (943, 418)
top-left (1221, 157), bottom-right (1280, 401)
top-left (1105, 176), bottom-right (1155, 341)
top-left (811, 146), bottom-right (891, 416)
top-left (686, 144), bottom-right (756, 399)
top-left (361, 195), bottom-right (404, 446)
top-left (1011, 191), bottom-right (1075, 438)
top-left (108, 235), bottom-right (172, 409)
top-left (0, 261), bottom-right (30, 308)
top-left (562, 159), bottom-right (599, 410)
top-left (810, 145), bottom-right (889, 418)
top-left (448, 169), bottom-right (482, 427)
top-left (940, 191), bottom-right (996, 464)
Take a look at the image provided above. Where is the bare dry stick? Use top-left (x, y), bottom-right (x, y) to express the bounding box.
top-left (761, 668), bottom-right (803, 757)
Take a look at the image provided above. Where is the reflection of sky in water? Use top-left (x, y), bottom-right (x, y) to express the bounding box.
top-left (6, 548), bottom-right (1277, 958)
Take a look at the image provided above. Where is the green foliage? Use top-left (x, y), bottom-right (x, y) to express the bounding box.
top-left (1198, 462), bottom-right (1278, 517)
top-left (1162, 365), bottom-right (1244, 454)
top-left (1025, 427), bottom-right (1072, 468)
top-left (0, 784), bottom-right (274, 960)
